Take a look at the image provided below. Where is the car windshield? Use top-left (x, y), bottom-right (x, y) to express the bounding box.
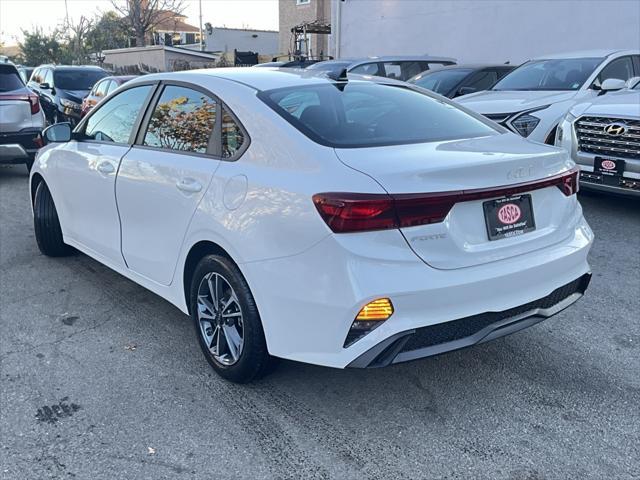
top-left (410, 69), bottom-right (473, 95)
top-left (54, 69), bottom-right (107, 90)
top-left (0, 66), bottom-right (24, 92)
top-left (492, 58), bottom-right (603, 91)
top-left (260, 82), bottom-right (497, 148)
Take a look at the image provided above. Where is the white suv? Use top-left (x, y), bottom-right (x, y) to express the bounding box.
top-left (458, 50), bottom-right (640, 144)
top-left (556, 80), bottom-right (640, 196)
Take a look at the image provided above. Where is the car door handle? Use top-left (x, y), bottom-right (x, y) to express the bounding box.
top-left (97, 161), bottom-right (115, 175)
top-left (176, 178), bottom-right (202, 193)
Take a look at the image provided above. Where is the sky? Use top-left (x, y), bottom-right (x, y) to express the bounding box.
top-left (0, 0), bottom-right (279, 45)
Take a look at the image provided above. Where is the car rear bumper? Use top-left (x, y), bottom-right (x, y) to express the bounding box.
top-left (243, 214), bottom-right (594, 369)
top-left (348, 273), bottom-right (591, 368)
top-left (0, 129), bottom-right (41, 163)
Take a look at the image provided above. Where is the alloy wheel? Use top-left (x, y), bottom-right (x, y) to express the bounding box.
top-left (196, 272), bottom-right (244, 366)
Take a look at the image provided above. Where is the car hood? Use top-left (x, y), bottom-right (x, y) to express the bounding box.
top-left (574, 91), bottom-right (640, 118)
top-left (58, 89), bottom-right (90, 104)
top-left (457, 90), bottom-right (578, 114)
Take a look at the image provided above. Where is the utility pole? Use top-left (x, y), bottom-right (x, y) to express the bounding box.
top-left (199, 0), bottom-right (204, 51)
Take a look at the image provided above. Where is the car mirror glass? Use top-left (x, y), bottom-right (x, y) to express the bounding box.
top-left (43, 123), bottom-right (72, 144)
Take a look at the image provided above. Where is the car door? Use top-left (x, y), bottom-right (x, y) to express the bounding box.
top-left (116, 83), bottom-right (221, 285)
top-left (54, 83), bottom-right (156, 266)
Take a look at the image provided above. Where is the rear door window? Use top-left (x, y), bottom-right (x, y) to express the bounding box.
top-left (221, 108), bottom-right (246, 158)
top-left (143, 85), bottom-right (217, 154)
top-left (350, 63), bottom-right (384, 76)
top-left (84, 85), bottom-right (154, 144)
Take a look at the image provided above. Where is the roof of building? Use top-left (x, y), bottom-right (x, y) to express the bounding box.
top-left (102, 45), bottom-right (218, 60)
top-left (154, 10), bottom-right (199, 33)
top-left (209, 26), bottom-right (278, 34)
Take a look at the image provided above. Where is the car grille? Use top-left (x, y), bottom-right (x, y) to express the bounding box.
top-left (575, 116), bottom-right (640, 160)
top-left (399, 274), bottom-right (590, 354)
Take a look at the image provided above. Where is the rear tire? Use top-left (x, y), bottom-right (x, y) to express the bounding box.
top-left (33, 181), bottom-right (73, 257)
top-left (190, 254), bottom-right (274, 383)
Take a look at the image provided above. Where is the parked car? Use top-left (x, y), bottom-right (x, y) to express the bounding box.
top-left (307, 55), bottom-right (456, 81)
top-left (457, 50), bottom-right (640, 144)
top-left (29, 65), bottom-right (108, 125)
top-left (17, 66), bottom-right (35, 84)
top-left (0, 63), bottom-right (44, 171)
top-left (81, 75), bottom-right (137, 118)
top-left (555, 79), bottom-right (639, 196)
top-left (31, 68), bottom-right (592, 383)
top-left (408, 64), bottom-right (515, 98)
top-left (254, 59), bottom-right (322, 68)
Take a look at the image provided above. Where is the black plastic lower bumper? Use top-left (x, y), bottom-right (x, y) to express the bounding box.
top-left (0, 129), bottom-right (42, 162)
top-left (348, 273), bottom-right (591, 368)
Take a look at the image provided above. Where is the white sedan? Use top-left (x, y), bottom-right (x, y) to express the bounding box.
top-left (30, 68), bottom-right (593, 382)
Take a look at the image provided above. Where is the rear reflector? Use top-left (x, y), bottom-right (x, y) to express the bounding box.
top-left (313, 166), bottom-right (579, 233)
top-left (0, 93), bottom-right (40, 114)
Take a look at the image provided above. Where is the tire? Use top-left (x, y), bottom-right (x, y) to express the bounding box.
top-left (190, 254), bottom-right (273, 383)
top-left (33, 181), bottom-right (73, 257)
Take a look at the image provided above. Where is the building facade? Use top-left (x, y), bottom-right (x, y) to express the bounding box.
top-left (279, 0), bottom-right (331, 59)
top-left (330, 0), bottom-right (640, 63)
top-left (103, 46), bottom-right (218, 73)
top-left (204, 27), bottom-right (278, 56)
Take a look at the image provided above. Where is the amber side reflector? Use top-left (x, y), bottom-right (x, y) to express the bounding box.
top-left (356, 298), bottom-right (394, 321)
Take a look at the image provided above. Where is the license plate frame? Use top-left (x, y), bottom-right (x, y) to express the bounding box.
top-left (483, 194), bottom-right (536, 241)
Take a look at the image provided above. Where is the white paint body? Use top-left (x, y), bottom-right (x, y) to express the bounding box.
top-left (31, 69), bottom-right (593, 369)
top-left (457, 50), bottom-right (640, 144)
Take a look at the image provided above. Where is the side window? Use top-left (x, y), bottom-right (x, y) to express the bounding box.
top-left (107, 81), bottom-right (119, 95)
top-left (599, 56), bottom-right (634, 82)
top-left (382, 62), bottom-right (402, 80)
top-left (466, 70), bottom-right (499, 91)
top-left (43, 69), bottom-right (53, 86)
top-left (84, 85), bottom-right (153, 143)
top-left (351, 63), bottom-right (383, 77)
top-left (95, 80), bottom-right (109, 98)
top-left (221, 108), bottom-right (245, 158)
top-left (32, 68), bottom-right (41, 84)
top-left (143, 85), bottom-right (217, 154)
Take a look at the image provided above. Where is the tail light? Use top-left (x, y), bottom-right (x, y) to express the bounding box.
top-left (0, 93), bottom-right (41, 114)
top-left (313, 166), bottom-right (580, 234)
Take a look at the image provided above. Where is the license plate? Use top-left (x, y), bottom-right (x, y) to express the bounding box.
top-left (483, 194), bottom-right (536, 241)
top-left (595, 156), bottom-right (625, 177)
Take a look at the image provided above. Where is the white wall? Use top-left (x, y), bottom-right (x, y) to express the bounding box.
top-left (205, 28), bottom-right (279, 55)
top-left (331, 0), bottom-right (640, 63)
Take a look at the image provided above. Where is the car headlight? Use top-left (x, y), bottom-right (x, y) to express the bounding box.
top-left (555, 112), bottom-right (577, 145)
top-left (511, 113), bottom-right (540, 137)
top-left (60, 98), bottom-right (80, 110)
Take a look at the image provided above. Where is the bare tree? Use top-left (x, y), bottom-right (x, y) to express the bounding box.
top-left (110, 0), bottom-right (185, 47)
top-left (66, 16), bottom-right (94, 63)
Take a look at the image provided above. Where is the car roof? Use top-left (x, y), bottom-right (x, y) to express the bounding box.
top-left (128, 67), bottom-right (407, 92)
top-left (315, 56), bottom-right (457, 67)
top-left (531, 49), bottom-right (638, 60)
top-left (37, 64), bottom-right (106, 71)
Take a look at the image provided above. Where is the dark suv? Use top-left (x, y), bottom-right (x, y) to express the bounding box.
top-left (29, 65), bottom-right (108, 125)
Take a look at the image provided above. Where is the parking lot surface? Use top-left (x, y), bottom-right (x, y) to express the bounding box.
top-left (1, 164), bottom-right (639, 479)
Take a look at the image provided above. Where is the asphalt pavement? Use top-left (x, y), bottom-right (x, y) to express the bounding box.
top-left (1, 163), bottom-right (639, 479)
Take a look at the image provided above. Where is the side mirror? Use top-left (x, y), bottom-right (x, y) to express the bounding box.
top-left (39, 82), bottom-right (51, 90)
top-left (599, 78), bottom-right (626, 94)
top-left (43, 123), bottom-right (72, 144)
top-left (457, 86), bottom-right (477, 97)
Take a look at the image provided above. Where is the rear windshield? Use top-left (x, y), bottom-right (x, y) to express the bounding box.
top-left (259, 82), bottom-right (497, 148)
top-left (54, 69), bottom-right (107, 90)
top-left (411, 68), bottom-right (473, 94)
top-left (0, 65), bottom-right (24, 92)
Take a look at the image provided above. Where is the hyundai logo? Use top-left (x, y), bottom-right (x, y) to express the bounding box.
top-left (604, 123), bottom-right (626, 136)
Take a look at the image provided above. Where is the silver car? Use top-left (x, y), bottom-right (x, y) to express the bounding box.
top-left (0, 63), bottom-right (45, 171)
top-left (556, 78), bottom-right (640, 197)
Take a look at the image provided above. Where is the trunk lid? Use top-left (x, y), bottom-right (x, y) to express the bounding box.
top-left (0, 94), bottom-right (33, 132)
top-left (334, 133), bottom-right (578, 270)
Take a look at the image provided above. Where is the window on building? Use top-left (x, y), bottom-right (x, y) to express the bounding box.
top-left (185, 33), bottom-right (196, 44)
top-left (144, 85), bottom-right (217, 154)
